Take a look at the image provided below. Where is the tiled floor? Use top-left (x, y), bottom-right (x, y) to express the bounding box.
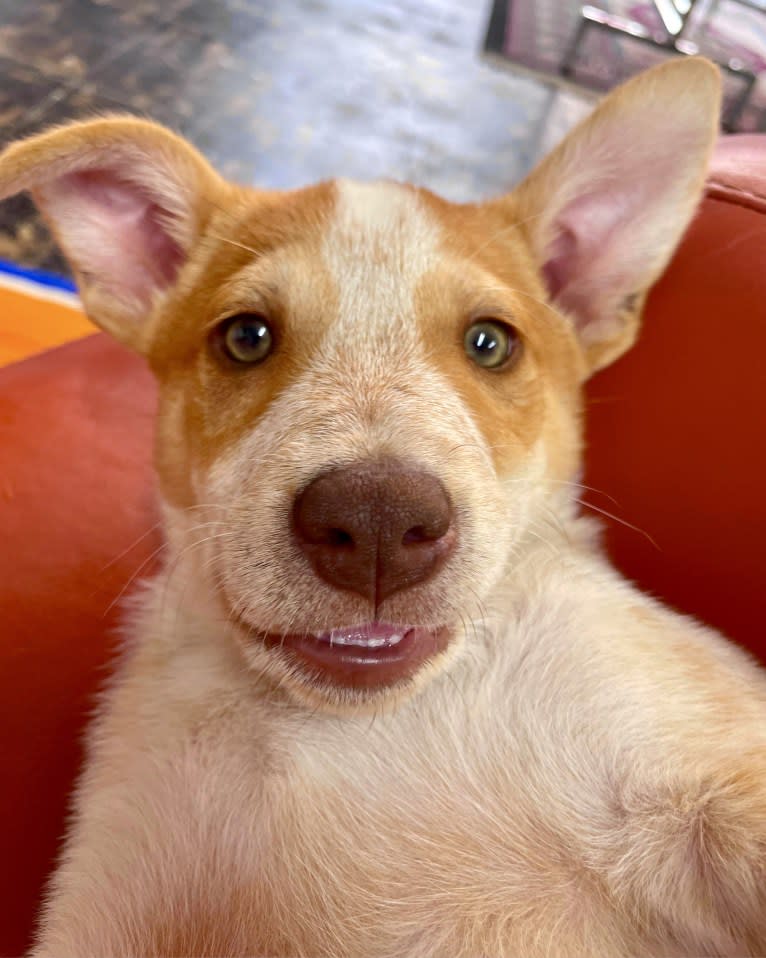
top-left (0, 0), bottom-right (593, 276)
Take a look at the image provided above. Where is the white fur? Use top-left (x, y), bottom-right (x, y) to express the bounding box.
top-left (33, 517), bottom-right (766, 956)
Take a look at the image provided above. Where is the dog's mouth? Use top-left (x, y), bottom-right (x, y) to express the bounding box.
top-left (260, 622), bottom-right (452, 690)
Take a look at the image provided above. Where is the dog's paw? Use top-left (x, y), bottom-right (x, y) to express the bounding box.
top-left (603, 754), bottom-right (766, 954)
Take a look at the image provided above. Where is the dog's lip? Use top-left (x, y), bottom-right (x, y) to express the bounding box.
top-left (260, 622), bottom-right (451, 690)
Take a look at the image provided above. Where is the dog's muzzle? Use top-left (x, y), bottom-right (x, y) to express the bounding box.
top-left (262, 458), bottom-right (457, 689)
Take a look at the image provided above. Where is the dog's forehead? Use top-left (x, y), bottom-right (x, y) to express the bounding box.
top-left (325, 179), bottom-right (441, 267)
top-left (216, 178), bottom-right (449, 354)
top-left (319, 179), bottom-right (442, 335)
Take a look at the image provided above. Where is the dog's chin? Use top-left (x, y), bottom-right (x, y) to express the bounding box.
top-left (232, 615), bottom-right (459, 712)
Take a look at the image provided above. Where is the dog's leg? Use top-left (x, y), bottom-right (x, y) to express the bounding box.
top-left (569, 615), bottom-right (766, 955)
top-left (603, 753), bottom-right (766, 954)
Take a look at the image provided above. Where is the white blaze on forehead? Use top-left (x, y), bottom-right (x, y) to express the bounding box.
top-left (322, 179), bottom-right (443, 344)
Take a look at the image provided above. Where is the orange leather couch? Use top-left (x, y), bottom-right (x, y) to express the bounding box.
top-left (1, 137), bottom-right (765, 954)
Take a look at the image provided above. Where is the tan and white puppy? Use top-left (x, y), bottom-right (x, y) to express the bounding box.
top-left (3, 58), bottom-right (766, 956)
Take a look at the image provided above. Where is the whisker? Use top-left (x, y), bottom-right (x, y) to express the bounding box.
top-left (102, 540), bottom-right (168, 616)
top-left (206, 232), bottom-right (260, 258)
top-left (461, 207), bottom-right (550, 268)
top-left (157, 528), bottom-right (237, 628)
top-left (574, 497), bottom-right (659, 549)
top-left (97, 519), bottom-right (164, 574)
top-left (503, 475), bottom-right (621, 507)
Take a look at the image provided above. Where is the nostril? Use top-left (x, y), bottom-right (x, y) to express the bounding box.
top-left (402, 525), bottom-right (429, 545)
top-left (402, 522), bottom-right (448, 545)
top-left (326, 527), bottom-right (354, 548)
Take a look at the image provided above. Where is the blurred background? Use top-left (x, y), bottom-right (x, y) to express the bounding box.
top-left (1, 0), bottom-right (765, 280)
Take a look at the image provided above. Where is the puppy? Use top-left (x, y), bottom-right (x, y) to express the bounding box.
top-left (3, 58), bottom-right (765, 956)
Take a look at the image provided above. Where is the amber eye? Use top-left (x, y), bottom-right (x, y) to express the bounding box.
top-left (463, 319), bottom-right (519, 370)
top-left (220, 314), bottom-right (273, 364)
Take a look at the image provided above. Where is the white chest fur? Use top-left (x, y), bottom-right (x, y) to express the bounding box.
top-left (35, 533), bottom-right (766, 957)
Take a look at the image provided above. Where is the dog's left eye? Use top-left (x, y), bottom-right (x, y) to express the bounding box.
top-left (219, 314), bottom-right (274, 364)
top-left (464, 319), bottom-right (519, 370)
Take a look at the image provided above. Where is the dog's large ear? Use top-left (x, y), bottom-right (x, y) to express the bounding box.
top-left (0, 117), bottom-right (228, 352)
top-left (502, 58), bottom-right (720, 374)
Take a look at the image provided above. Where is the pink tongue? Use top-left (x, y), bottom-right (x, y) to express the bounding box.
top-left (313, 623), bottom-right (407, 648)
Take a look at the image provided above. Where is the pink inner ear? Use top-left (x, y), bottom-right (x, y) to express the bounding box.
top-left (58, 170), bottom-right (184, 306)
top-left (541, 227), bottom-right (576, 301)
top-left (539, 189), bottom-right (639, 333)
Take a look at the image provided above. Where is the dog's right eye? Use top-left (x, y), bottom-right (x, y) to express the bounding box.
top-left (218, 314), bottom-right (274, 365)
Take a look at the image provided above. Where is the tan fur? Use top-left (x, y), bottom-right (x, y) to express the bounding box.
top-left (3, 59), bottom-right (765, 956)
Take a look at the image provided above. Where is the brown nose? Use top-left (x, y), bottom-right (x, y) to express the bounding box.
top-left (292, 459), bottom-right (455, 605)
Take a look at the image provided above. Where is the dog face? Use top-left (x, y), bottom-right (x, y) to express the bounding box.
top-left (149, 177), bottom-right (585, 707)
top-left (0, 60), bottom-right (719, 710)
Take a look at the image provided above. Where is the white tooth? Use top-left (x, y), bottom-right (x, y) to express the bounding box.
top-left (333, 634), bottom-right (384, 647)
top-left (312, 629), bottom-right (405, 648)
